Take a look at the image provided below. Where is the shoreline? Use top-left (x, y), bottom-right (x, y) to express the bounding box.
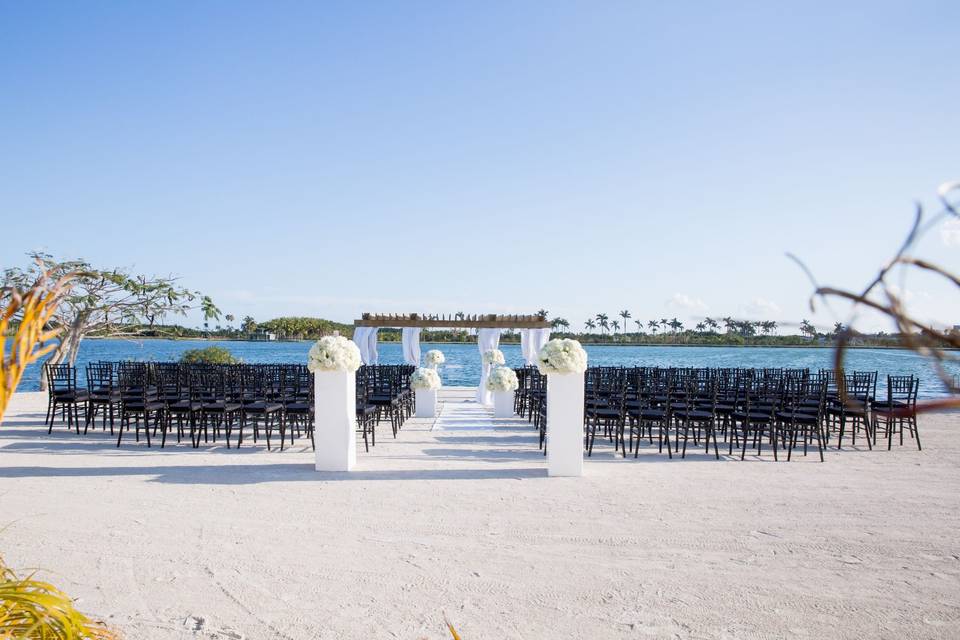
top-left (80, 336), bottom-right (954, 351)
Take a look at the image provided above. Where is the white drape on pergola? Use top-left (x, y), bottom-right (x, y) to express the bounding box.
top-left (520, 328), bottom-right (551, 366)
top-left (401, 327), bottom-right (421, 365)
top-left (352, 327), bottom-right (379, 365)
top-left (476, 328), bottom-right (502, 405)
top-left (353, 325), bottom-right (550, 403)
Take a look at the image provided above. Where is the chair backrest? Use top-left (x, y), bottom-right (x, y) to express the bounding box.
top-left (45, 363), bottom-right (76, 393)
top-left (86, 362), bottom-right (115, 391)
top-left (887, 375), bottom-right (919, 408)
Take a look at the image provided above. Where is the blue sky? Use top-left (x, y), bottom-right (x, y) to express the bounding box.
top-left (2, 1), bottom-right (957, 332)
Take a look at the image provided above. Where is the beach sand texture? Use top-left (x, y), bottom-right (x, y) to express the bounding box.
top-left (1, 389), bottom-right (958, 639)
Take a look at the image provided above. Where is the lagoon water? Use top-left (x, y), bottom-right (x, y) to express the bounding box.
top-left (20, 338), bottom-right (958, 399)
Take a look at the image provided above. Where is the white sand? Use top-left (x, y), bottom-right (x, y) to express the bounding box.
top-left (1, 389), bottom-right (959, 639)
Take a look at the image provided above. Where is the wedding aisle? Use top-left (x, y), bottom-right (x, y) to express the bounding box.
top-left (356, 386), bottom-right (546, 478)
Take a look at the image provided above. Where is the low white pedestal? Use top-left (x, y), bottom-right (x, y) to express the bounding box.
top-left (314, 371), bottom-right (357, 472)
top-left (415, 389), bottom-right (437, 418)
top-left (493, 391), bottom-right (515, 418)
top-left (546, 372), bottom-right (585, 477)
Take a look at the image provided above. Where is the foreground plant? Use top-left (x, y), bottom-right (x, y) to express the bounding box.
top-left (0, 263), bottom-right (72, 424)
top-left (0, 556), bottom-right (116, 639)
top-left (790, 180), bottom-right (960, 411)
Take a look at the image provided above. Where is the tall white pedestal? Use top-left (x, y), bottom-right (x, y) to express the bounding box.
top-left (493, 391), bottom-right (515, 418)
top-left (415, 389), bottom-right (437, 418)
top-left (314, 371), bottom-right (357, 472)
top-left (546, 372), bottom-right (585, 477)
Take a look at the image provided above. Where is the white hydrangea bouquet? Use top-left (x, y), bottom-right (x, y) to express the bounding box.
top-left (424, 349), bottom-right (445, 368)
top-left (307, 335), bottom-right (362, 373)
top-left (537, 338), bottom-right (588, 375)
top-left (482, 348), bottom-right (505, 366)
top-left (485, 366), bottom-right (519, 392)
top-left (409, 367), bottom-right (442, 391)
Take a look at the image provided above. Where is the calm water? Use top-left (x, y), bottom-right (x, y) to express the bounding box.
top-left (20, 339), bottom-right (959, 399)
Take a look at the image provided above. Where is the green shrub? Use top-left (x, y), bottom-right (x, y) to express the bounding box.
top-left (179, 346), bottom-right (239, 365)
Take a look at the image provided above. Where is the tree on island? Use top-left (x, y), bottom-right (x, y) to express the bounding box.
top-left (619, 309), bottom-right (631, 334)
top-left (800, 319), bottom-right (817, 338)
top-left (241, 316), bottom-right (257, 335)
top-left (584, 319), bottom-right (596, 332)
top-left (201, 296), bottom-right (221, 335)
top-left (2, 253), bottom-right (212, 389)
top-left (595, 313), bottom-right (609, 334)
top-left (648, 319), bottom-right (659, 335)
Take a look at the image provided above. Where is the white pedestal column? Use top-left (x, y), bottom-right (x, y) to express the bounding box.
top-left (493, 391), bottom-right (515, 418)
top-left (314, 370), bottom-right (357, 472)
top-left (415, 389), bottom-right (437, 418)
top-left (546, 372), bottom-right (585, 477)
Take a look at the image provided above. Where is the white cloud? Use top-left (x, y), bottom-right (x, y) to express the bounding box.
top-left (742, 297), bottom-right (782, 318)
top-left (667, 293), bottom-right (708, 312)
top-left (940, 219), bottom-right (960, 247)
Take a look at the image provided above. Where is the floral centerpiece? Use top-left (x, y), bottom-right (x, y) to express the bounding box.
top-left (409, 367), bottom-right (442, 391)
top-left (537, 338), bottom-right (588, 375)
top-left (424, 349), bottom-right (445, 368)
top-left (307, 335), bottom-right (362, 373)
top-left (482, 349), bottom-right (505, 366)
top-left (486, 366), bottom-right (519, 392)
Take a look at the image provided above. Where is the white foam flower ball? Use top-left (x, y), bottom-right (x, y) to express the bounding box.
top-left (486, 366), bottom-right (519, 392)
top-left (482, 349), bottom-right (505, 365)
top-left (409, 367), bottom-right (442, 390)
top-left (424, 350), bottom-right (445, 367)
top-left (307, 335), bottom-right (362, 373)
top-left (537, 338), bottom-right (588, 375)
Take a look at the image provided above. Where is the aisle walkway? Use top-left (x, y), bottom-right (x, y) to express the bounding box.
top-left (358, 386), bottom-right (546, 477)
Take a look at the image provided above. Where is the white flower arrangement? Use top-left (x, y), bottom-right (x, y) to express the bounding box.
top-left (482, 349), bottom-right (505, 366)
top-left (537, 338), bottom-right (588, 375)
top-left (307, 335), bottom-right (362, 373)
top-left (409, 367), bottom-right (442, 391)
top-left (424, 349), bottom-right (445, 367)
top-left (485, 366), bottom-right (519, 392)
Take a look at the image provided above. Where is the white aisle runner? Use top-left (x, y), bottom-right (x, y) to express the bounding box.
top-left (360, 387), bottom-right (543, 475)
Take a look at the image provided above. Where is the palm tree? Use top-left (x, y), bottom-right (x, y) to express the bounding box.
top-left (596, 313), bottom-right (609, 334)
top-left (647, 319), bottom-right (659, 335)
top-left (669, 318), bottom-right (683, 334)
top-left (200, 296), bottom-right (221, 335)
top-left (660, 318), bottom-right (669, 333)
top-left (767, 320), bottom-right (778, 335)
top-left (537, 309), bottom-right (549, 319)
top-left (611, 319), bottom-right (620, 333)
top-left (241, 316), bottom-right (257, 335)
top-left (695, 321), bottom-right (706, 333)
top-left (584, 319), bottom-right (597, 332)
top-left (619, 309), bottom-right (631, 334)
top-left (705, 317), bottom-right (719, 333)
top-left (634, 319), bottom-right (643, 333)
top-left (722, 316), bottom-right (735, 334)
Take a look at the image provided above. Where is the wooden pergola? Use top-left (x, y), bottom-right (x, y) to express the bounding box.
top-left (354, 312), bottom-right (551, 329)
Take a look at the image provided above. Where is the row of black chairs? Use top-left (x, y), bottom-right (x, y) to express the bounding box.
top-left (514, 366), bottom-right (921, 462)
top-left (44, 362), bottom-right (415, 451)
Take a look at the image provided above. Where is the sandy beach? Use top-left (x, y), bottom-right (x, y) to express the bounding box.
top-left (1, 389), bottom-right (958, 639)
